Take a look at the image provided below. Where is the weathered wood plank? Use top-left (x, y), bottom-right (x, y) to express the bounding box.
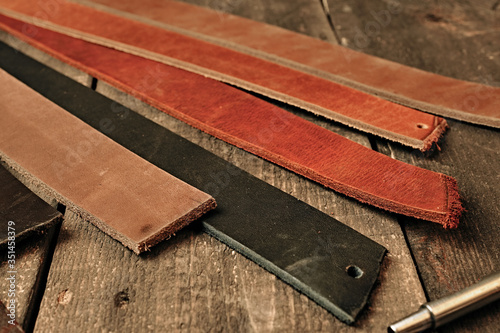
top-left (327, 0), bottom-right (500, 84)
top-left (181, 0), bottom-right (338, 43)
top-left (328, 0), bottom-right (500, 331)
top-left (378, 122), bottom-right (500, 333)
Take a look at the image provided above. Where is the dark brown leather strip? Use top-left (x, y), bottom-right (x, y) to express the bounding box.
top-left (81, 0), bottom-right (500, 127)
top-left (0, 0), bottom-right (449, 151)
top-left (0, 40), bottom-right (387, 324)
top-left (0, 15), bottom-right (463, 228)
top-left (0, 164), bottom-right (62, 248)
top-left (0, 69), bottom-right (216, 254)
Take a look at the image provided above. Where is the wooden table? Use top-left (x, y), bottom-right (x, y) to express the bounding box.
top-left (1, 0), bottom-right (498, 331)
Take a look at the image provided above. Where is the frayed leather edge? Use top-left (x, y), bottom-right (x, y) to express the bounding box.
top-left (421, 117), bottom-right (449, 152)
top-left (441, 174), bottom-right (464, 229)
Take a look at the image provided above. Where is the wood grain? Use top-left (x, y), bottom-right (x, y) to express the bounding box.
top-left (326, 0), bottom-right (500, 84)
top-left (181, 0), bottom-right (339, 44)
top-left (327, 0), bottom-right (500, 332)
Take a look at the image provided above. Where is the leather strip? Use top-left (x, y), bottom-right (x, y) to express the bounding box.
top-left (0, 40), bottom-right (386, 324)
top-left (0, 16), bottom-right (463, 228)
top-left (83, 0), bottom-right (500, 127)
top-left (0, 164), bottom-right (62, 248)
top-left (0, 0), bottom-right (449, 151)
top-left (0, 70), bottom-right (216, 254)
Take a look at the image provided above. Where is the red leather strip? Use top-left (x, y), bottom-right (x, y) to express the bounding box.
top-left (0, 15), bottom-right (463, 228)
top-left (0, 0), bottom-right (448, 151)
top-left (0, 69), bottom-right (216, 254)
top-left (83, 0), bottom-right (500, 127)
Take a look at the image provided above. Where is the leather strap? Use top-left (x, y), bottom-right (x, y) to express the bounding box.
top-left (0, 40), bottom-right (386, 324)
top-left (0, 164), bottom-right (62, 248)
top-left (0, 0), bottom-right (449, 151)
top-left (0, 69), bottom-right (216, 254)
top-left (0, 16), bottom-right (463, 228)
top-left (82, 0), bottom-right (500, 127)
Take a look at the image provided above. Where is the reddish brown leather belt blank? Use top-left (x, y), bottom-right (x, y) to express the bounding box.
top-left (0, 69), bottom-right (216, 254)
top-left (0, 0), bottom-right (449, 151)
top-left (0, 16), bottom-right (463, 228)
top-left (82, 0), bottom-right (500, 128)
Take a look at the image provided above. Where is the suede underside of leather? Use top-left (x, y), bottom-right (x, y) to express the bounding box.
top-left (83, 0), bottom-right (500, 127)
top-left (0, 41), bottom-right (386, 324)
top-left (0, 70), bottom-right (216, 254)
top-left (0, 0), bottom-right (451, 150)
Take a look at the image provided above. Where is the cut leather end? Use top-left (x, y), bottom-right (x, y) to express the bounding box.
top-left (135, 198), bottom-right (217, 254)
top-left (420, 117), bottom-right (449, 152)
top-left (440, 174), bottom-right (463, 229)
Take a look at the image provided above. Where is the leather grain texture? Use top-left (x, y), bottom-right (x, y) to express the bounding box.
top-left (0, 0), bottom-right (450, 151)
top-left (0, 164), bottom-right (62, 248)
top-left (0, 16), bottom-right (463, 228)
top-left (84, 0), bottom-right (500, 127)
top-left (0, 41), bottom-right (386, 324)
top-left (0, 70), bottom-right (216, 254)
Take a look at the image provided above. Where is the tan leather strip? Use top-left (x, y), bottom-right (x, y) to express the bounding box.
top-left (79, 0), bottom-right (500, 127)
top-left (0, 0), bottom-right (448, 151)
top-left (0, 69), bottom-right (216, 254)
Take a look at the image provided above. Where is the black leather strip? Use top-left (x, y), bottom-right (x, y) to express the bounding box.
top-left (0, 164), bottom-right (62, 248)
top-left (0, 41), bottom-right (386, 324)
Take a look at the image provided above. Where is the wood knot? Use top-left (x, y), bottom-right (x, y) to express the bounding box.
top-left (425, 13), bottom-right (445, 22)
top-left (114, 288), bottom-right (130, 308)
top-left (57, 289), bottom-right (73, 305)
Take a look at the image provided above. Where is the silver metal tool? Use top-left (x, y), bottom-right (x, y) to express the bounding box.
top-left (388, 271), bottom-right (500, 333)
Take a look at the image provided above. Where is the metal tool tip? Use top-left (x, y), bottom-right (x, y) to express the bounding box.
top-left (387, 308), bottom-right (432, 333)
